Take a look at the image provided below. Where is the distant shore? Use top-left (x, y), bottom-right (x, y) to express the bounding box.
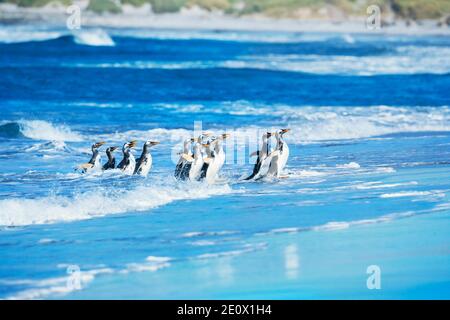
top-left (1, 3), bottom-right (450, 35)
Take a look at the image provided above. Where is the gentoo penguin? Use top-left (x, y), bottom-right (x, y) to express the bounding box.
top-left (102, 146), bottom-right (118, 170)
top-left (244, 132), bottom-right (272, 180)
top-left (202, 133), bottom-right (229, 184)
top-left (76, 141), bottom-right (105, 173)
top-left (199, 138), bottom-right (215, 180)
top-left (117, 140), bottom-right (137, 175)
top-left (174, 138), bottom-right (194, 179)
top-left (180, 133), bottom-right (211, 180)
top-left (267, 129), bottom-right (290, 178)
top-left (188, 141), bottom-right (205, 181)
top-left (134, 140), bottom-right (159, 177)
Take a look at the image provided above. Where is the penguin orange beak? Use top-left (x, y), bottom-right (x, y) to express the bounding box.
top-left (93, 141), bottom-right (106, 148)
top-left (281, 129), bottom-right (290, 134)
top-left (150, 141), bottom-right (160, 146)
top-left (128, 140), bottom-right (138, 148)
top-left (111, 146), bottom-right (119, 152)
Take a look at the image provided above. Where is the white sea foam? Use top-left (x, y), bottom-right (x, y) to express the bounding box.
top-left (68, 45), bottom-right (450, 75)
top-left (181, 230), bottom-right (238, 238)
top-left (337, 162), bottom-right (361, 169)
top-left (25, 141), bottom-right (72, 153)
top-left (5, 255), bottom-right (170, 299)
top-left (0, 181), bottom-right (232, 226)
top-left (17, 120), bottom-right (83, 142)
top-left (110, 29), bottom-right (335, 43)
top-left (4, 267), bottom-right (114, 300)
top-left (222, 46), bottom-right (450, 75)
top-left (99, 104), bottom-right (450, 143)
top-left (336, 181), bottom-right (419, 191)
top-left (380, 190), bottom-right (446, 199)
top-left (0, 27), bottom-right (62, 43)
top-left (262, 210), bottom-right (425, 236)
top-left (120, 256), bottom-right (171, 274)
top-left (96, 127), bottom-right (192, 144)
top-left (8, 104), bottom-right (449, 156)
top-left (196, 243), bottom-right (267, 259)
top-left (0, 26), bottom-right (115, 47)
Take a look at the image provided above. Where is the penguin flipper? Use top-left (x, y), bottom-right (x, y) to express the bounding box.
top-left (244, 158), bottom-right (262, 180)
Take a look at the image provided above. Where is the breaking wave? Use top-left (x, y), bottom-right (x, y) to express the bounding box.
top-left (0, 27), bottom-right (114, 47)
top-left (0, 180), bottom-right (231, 226)
top-left (0, 120), bottom-right (83, 142)
top-left (72, 29), bottom-right (115, 47)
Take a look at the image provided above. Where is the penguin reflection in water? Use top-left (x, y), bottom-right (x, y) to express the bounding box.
top-left (76, 141), bottom-right (105, 173)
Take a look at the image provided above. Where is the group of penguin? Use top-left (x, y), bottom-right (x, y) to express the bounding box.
top-left (76, 140), bottom-right (159, 177)
top-left (76, 128), bottom-right (290, 183)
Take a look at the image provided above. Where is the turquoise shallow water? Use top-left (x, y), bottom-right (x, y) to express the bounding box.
top-left (0, 27), bottom-right (449, 299)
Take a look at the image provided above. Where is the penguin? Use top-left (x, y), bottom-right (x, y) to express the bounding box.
top-left (134, 140), bottom-right (159, 177)
top-left (76, 141), bottom-right (105, 173)
top-left (201, 133), bottom-right (229, 183)
top-left (244, 132), bottom-right (272, 180)
top-left (117, 140), bottom-right (137, 175)
top-left (199, 138), bottom-right (215, 181)
top-left (102, 146), bottom-right (119, 170)
top-left (188, 141), bottom-right (205, 181)
top-left (175, 138), bottom-right (194, 179)
top-left (267, 129), bottom-right (290, 178)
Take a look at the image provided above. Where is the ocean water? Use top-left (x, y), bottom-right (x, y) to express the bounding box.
top-left (0, 26), bottom-right (449, 299)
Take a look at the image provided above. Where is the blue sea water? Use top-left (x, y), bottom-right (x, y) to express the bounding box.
top-left (0, 26), bottom-right (449, 299)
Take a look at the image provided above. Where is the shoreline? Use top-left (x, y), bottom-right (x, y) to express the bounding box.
top-left (1, 4), bottom-right (450, 36)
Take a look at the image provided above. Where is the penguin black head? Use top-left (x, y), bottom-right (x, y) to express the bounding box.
top-left (143, 140), bottom-right (159, 153)
top-left (106, 146), bottom-right (118, 153)
top-left (123, 140), bottom-right (137, 149)
top-left (92, 141), bottom-right (105, 150)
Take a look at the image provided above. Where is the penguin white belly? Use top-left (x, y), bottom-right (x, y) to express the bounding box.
top-left (189, 158), bottom-right (204, 181)
top-left (255, 153), bottom-right (275, 179)
top-left (267, 155), bottom-right (280, 177)
top-left (123, 155), bottom-right (136, 175)
top-left (205, 159), bottom-right (218, 183)
top-left (206, 151), bottom-right (225, 183)
top-left (137, 154), bottom-right (152, 177)
top-left (278, 144), bottom-right (289, 173)
top-left (88, 155), bottom-right (102, 172)
top-left (268, 144), bottom-right (289, 177)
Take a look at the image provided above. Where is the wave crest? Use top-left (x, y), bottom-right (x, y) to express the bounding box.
top-left (0, 180), bottom-right (231, 226)
top-left (8, 120), bottom-right (83, 142)
top-left (72, 30), bottom-right (115, 47)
